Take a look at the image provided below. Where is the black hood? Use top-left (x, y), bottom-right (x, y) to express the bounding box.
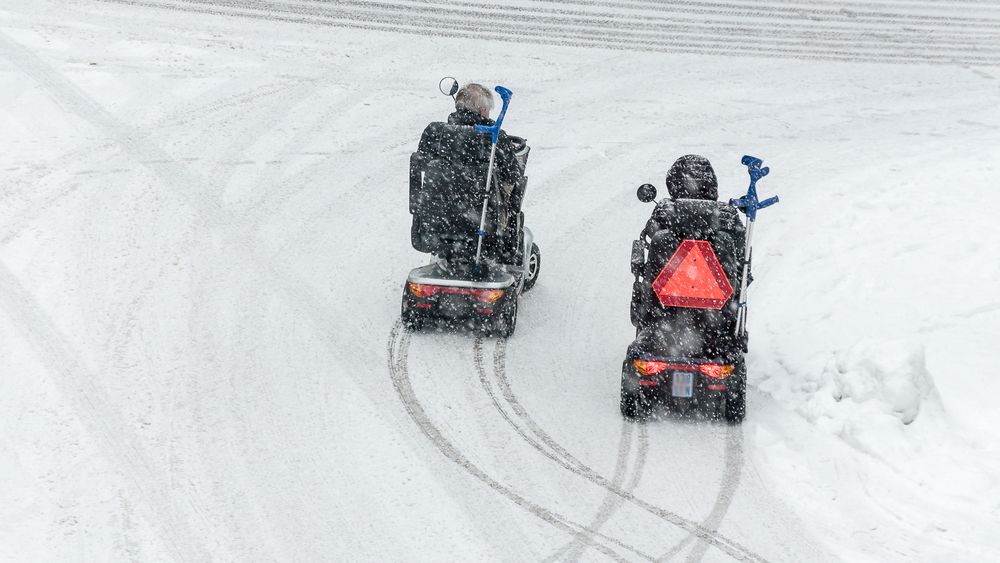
top-left (665, 155), bottom-right (718, 200)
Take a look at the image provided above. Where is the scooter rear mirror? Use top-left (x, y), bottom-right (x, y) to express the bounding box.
top-left (439, 76), bottom-right (459, 97)
top-left (637, 183), bottom-right (657, 203)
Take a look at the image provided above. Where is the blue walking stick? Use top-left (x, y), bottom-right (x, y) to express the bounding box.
top-left (472, 85), bottom-right (513, 266)
top-left (729, 155), bottom-right (779, 337)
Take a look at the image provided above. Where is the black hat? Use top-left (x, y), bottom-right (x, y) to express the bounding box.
top-left (665, 155), bottom-right (718, 201)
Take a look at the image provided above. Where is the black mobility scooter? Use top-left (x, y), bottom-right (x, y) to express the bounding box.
top-left (401, 81), bottom-right (540, 337)
top-left (621, 155), bottom-right (777, 422)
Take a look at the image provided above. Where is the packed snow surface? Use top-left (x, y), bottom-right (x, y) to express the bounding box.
top-left (1, 0), bottom-right (999, 561)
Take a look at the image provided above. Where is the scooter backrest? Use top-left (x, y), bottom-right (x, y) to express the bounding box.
top-left (418, 122), bottom-right (491, 164)
top-left (644, 199), bottom-right (745, 311)
top-left (661, 199), bottom-right (721, 238)
top-left (412, 122), bottom-right (493, 212)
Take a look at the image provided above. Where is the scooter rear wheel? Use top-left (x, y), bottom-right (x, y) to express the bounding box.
top-left (492, 297), bottom-right (518, 338)
top-left (620, 388), bottom-right (653, 420)
top-left (401, 293), bottom-right (424, 332)
top-left (522, 243), bottom-right (540, 293)
top-left (724, 358), bottom-right (747, 423)
top-left (620, 363), bottom-right (653, 419)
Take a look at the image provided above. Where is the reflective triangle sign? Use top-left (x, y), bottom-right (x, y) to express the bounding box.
top-left (652, 240), bottom-right (734, 310)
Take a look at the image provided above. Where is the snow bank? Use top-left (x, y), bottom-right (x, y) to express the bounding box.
top-left (780, 340), bottom-right (941, 457)
top-left (762, 338), bottom-right (953, 464)
top-left (826, 340), bottom-right (933, 426)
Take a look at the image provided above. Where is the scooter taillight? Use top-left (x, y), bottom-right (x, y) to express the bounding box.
top-left (409, 283), bottom-right (505, 304)
top-left (698, 364), bottom-right (735, 379)
top-left (408, 282), bottom-right (441, 298)
top-left (633, 360), bottom-right (734, 379)
top-left (633, 359), bottom-right (669, 376)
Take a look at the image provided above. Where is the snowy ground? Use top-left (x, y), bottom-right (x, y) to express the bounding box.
top-left (2, 0), bottom-right (999, 561)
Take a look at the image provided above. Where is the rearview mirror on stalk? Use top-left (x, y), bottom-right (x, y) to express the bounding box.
top-left (439, 76), bottom-right (459, 97)
top-left (637, 183), bottom-right (657, 203)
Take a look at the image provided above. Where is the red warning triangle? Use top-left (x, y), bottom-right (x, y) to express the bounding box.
top-left (651, 240), bottom-right (734, 310)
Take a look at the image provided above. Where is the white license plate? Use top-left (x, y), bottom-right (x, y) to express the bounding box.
top-left (671, 372), bottom-right (694, 398)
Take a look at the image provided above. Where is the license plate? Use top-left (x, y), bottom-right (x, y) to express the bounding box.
top-left (438, 294), bottom-right (469, 317)
top-left (671, 372), bottom-right (694, 397)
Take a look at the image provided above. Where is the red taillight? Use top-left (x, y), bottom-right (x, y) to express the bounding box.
top-left (408, 282), bottom-right (441, 298)
top-left (470, 288), bottom-right (505, 304)
top-left (633, 359), bottom-right (669, 376)
top-left (409, 283), bottom-right (505, 304)
top-left (632, 360), bottom-right (734, 379)
top-left (698, 364), bottom-right (735, 379)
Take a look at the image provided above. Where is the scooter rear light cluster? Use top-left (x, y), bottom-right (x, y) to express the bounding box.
top-left (632, 359), bottom-right (735, 379)
top-left (698, 364), bottom-right (735, 379)
top-left (633, 359), bottom-right (669, 376)
top-left (469, 288), bottom-right (505, 304)
top-left (408, 283), bottom-right (505, 304)
top-left (408, 282), bottom-right (441, 298)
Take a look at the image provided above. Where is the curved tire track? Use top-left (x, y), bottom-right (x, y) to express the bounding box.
top-left (473, 337), bottom-right (765, 562)
top-left (550, 421), bottom-right (647, 562)
top-left (388, 322), bottom-right (662, 562)
top-left (544, 421), bottom-right (650, 563)
top-left (0, 30), bottom-right (221, 560)
top-left (492, 333), bottom-right (748, 563)
top-left (0, 262), bottom-right (210, 561)
top-left (482, 338), bottom-right (651, 563)
top-left (657, 426), bottom-right (745, 562)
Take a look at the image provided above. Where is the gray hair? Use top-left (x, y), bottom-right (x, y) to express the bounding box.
top-left (455, 83), bottom-right (494, 116)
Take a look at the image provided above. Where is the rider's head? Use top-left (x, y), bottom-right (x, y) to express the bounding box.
top-left (666, 155), bottom-right (718, 201)
top-left (455, 83), bottom-right (495, 118)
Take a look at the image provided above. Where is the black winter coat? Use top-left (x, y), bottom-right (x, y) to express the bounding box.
top-left (445, 109), bottom-right (522, 189)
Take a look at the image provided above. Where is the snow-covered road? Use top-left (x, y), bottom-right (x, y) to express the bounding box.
top-left (2, 0), bottom-right (999, 561)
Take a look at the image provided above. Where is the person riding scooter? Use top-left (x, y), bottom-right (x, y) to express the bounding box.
top-left (630, 155), bottom-right (748, 354)
top-left (411, 83), bottom-right (529, 264)
top-left (402, 81), bottom-right (541, 337)
top-left (622, 154), bottom-right (777, 421)
top-left (623, 154), bottom-right (750, 420)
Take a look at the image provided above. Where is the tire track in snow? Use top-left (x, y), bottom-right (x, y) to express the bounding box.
top-left (144, 75), bottom-right (312, 131)
top-left (545, 0), bottom-right (1000, 29)
top-left (499, 320), bottom-right (744, 563)
top-left (99, 0), bottom-right (1000, 66)
top-left (0, 262), bottom-right (209, 562)
top-left (485, 338), bottom-right (650, 563)
top-left (656, 426), bottom-right (744, 562)
top-left (473, 337), bottom-right (765, 562)
top-left (0, 30), bottom-right (218, 561)
top-left (387, 322), bottom-right (655, 562)
top-left (543, 421), bottom-right (634, 562)
top-left (487, 338), bottom-right (746, 562)
top-left (221, 40), bottom-right (412, 236)
top-left (126, 0), bottom-right (1000, 65)
top-left (0, 26), bottom-right (340, 560)
top-left (145, 0), bottom-right (1000, 47)
top-left (0, 77), bottom-right (302, 250)
top-left (0, 142), bottom-right (119, 245)
top-left (100, 72), bottom-right (333, 380)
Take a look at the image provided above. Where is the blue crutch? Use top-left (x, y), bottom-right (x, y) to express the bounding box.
top-left (730, 155), bottom-right (780, 337)
top-left (472, 85), bottom-right (513, 266)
